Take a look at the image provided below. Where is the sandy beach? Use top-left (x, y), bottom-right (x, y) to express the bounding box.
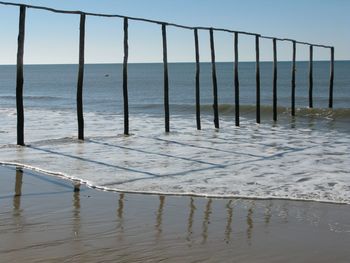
top-left (0, 165), bottom-right (349, 262)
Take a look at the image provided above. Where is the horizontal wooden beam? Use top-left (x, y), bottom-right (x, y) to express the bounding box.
top-left (0, 1), bottom-right (333, 48)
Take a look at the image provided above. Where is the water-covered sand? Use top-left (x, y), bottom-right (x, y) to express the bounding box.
top-left (1, 165), bottom-right (349, 262)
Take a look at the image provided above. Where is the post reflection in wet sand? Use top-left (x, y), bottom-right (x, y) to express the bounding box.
top-left (72, 185), bottom-right (81, 239)
top-left (265, 201), bottom-right (273, 226)
top-left (202, 199), bottom-right (212, 244)
top-left (116, 193), bottom-right (125, 241)
top-left (281, 202), bottom-right (289, 223)
top-left (12, 167), bottom-right (24, 243)
top-left (3, 166), bottom-right (350, 262)
top-left (155, 195), bottom-right (165, 239)
top-left (246, 201), bottom-right (255, 245)
top-left (117, 193), bottom-right (125, 220)
top-left (13, 168), bottom-right (23, 212)
top-left (225, 200), bottom-right (233, 243)
top-left (117, 193), bottom-right (125, 226)
top-left (186, 197), bottom-right (196, 242)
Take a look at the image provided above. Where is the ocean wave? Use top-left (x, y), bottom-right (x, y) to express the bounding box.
top-left (1, 106), bottom-right (349, 205)
top-left (135, 103), bottom-right (350, 119)
top-left (1, 162), bottom-right (349, 205)
top-left (0, 95), bottom-right (68, 101)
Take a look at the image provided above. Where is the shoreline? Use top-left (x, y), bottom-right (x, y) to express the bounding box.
top-left (2, 162), bottom-right (349, 205)
top-left (1, 164), bottom-right (349, 262)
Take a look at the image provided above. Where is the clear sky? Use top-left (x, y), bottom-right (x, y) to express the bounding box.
top-left (0, 0), bottom-right (348, 64)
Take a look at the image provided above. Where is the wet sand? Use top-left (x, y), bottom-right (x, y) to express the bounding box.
top-left (0, 165), bottom-right (349, 262)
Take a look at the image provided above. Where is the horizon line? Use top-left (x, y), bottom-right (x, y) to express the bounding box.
top-left (0, 60), bottom-right (347, 66)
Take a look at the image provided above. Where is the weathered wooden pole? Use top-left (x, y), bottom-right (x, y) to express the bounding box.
top-left (234, 32), bottom-right (240, 127)
top-left (255, 35), bottom-right (261, 124)
top-left (291, 40), bottom-right (296, 116)
top-left (308, 45), bottom-right (313, 108)
top-left (16, 6), bottom-right (26, 146)
top-left (77, 14), bottom-right (85, 140)
top-left (273, 38), bottom-right (277, 122)
top-left (209, 28), bottom-right (219, 129)
top-left (329, 47), bottom-right (334, 108)
top-left (162, 23), bottom-right (170, 133)
top-left (123, 18), bottom-right (129, 135)
top-left (194, 28), bottom-right (201, 130)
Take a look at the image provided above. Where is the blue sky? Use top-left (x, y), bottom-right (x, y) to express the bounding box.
top-left (0, 0), bottom-right (348, 64)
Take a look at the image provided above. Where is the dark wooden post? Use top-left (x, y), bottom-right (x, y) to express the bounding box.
top-left (329, 47), bottom-right (334, 108)
top-left (16, 6), bottom-right (26, 146)
top-left (291, 40), bottom-right (296, 116)
top-left (234, 32), bottom-right (240, 127)
top-left (255, 35), bottom-right (260, 124)
top-left (123, 18), bottom-right (129, 135)
top-left (77, 14), bottom-right (85, 140)
top-left (194, 28), bottom-right (201, 130)
top-left (209, 28), bottom-right (219, 129)
top-left (273, 38), bottom-right (277, 122)
top-left (308, 45), bottom-right (313, 108)
top-left (162, 24), bottom-right (170, 133)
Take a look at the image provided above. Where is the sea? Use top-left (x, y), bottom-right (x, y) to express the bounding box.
top-left (0, 61), bottom-right (349, 203)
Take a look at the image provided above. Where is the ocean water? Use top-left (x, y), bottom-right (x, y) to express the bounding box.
top-left (0, 62), bottom-right (350, 203)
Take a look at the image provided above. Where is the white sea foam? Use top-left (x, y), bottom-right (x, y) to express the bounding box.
top-left (1, 107), bottom-right (350, 204)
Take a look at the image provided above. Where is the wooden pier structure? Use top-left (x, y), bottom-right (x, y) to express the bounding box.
top-left (0, 1), bottom-right (335, 145)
